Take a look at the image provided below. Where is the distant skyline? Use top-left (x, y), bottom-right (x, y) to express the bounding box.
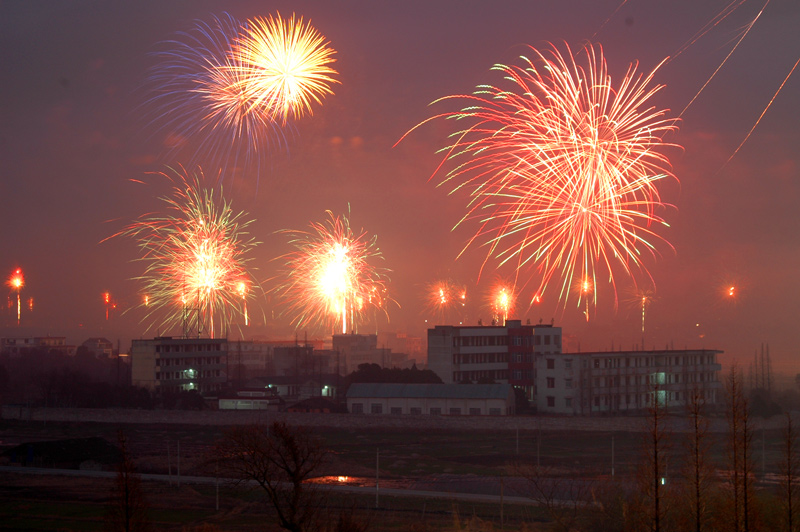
top-left (1, 1), bottom-right (799, 373)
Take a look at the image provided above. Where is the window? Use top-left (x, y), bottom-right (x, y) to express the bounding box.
top-left (351, 403), bottom-right (363, 414)
top-left (489, 408), bottom-right (501, 415)
top-left (546, 396), bottom-right (555, 407)
top-left (544, 335), bottom-right (551, 345)
top-left (547, 377), bottom-right (555, 388)
top-left (370, 403), bottom-right (383, 414)
top-left (410, 407), bottom-right (422, 415)
top-left (469, 408), bottom-right (481, 415)
top-left (564, 359), bottom-right (572, 369)
top-left (594, 359), bottom-right (600, 368)
top-left (430, 407), bottom-right (442, 415)
top-left (390, 407), bottom-right (402, 415)
top-left (546, 358), bottom-right (555, 369)
top-left (449, 408), bottom-right (462, 416)
top-left (565, 379), bottom-right (573, 389)
top-left (565, 397), bottom-right (572, 408)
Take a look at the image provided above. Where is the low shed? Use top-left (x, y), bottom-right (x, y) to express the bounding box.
top-left (346, 383), bottom-right (514, 416)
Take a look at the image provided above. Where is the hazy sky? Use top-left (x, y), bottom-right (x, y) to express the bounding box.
top-left (1, 0), bottom-right (799, 374)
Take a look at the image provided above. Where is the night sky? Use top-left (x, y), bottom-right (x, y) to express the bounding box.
top-left (2, 1), bottom-right (799, 375)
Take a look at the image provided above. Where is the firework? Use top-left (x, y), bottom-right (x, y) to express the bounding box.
top-left (411, 43), bottom-right (679, 309)
top-left (626, 286), bottom-right (655, 334)
top-left (489, 282), bottom-right (515, 325)
top-left (7, 268), bottom-right (23, 325)
top-left (142, 14), bottom-right (289, 176)
top-left (232, 12), bottom-right (339, 124)
top-left (424, 279), bottom-right (467, 322)
top-left (275, 211), bottom-right (389, 334)
top-left (116, 167), bottom-right (259, 337)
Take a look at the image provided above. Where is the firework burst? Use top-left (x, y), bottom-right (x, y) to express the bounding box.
top-left (232, 12), bottom-right (339, 124)
top-left (423, 278), bottom-right (467, 322)
top-left (142, 13), bottom-right (287, 175)
top-left (116, 167), bottom-right (259, 337)
top-left (489, 281), bottom-right (515, 325)
top-left (275, 211), bottom-right (390, 335)
top-left (410, 42), bottom-right (679, 309)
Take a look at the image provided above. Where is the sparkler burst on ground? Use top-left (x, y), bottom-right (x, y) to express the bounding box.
top-left (142, 12), bottom-right (337, 179)
top-left (232, 12), bottom-right (339, 125)
top-left (274, 211), bottom-right (390, 335)
top-left (114, 167), bottom-right (259, 337)
top-left (407, 42), bottom-right (680, 311)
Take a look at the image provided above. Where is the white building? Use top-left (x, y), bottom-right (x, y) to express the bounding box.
top-left (551, 349), bottom-right (724, 415)
top-left (427, 321), bottom-right (723, 415)
top-left (346, 383), bottom-right (515, 416)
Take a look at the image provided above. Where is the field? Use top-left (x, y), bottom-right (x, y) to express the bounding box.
top-left (0, 415), bottom-right (789, 530)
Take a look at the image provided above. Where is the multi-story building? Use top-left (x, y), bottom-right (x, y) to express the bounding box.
top-left (427, 321), bottom-right (723, 414)
top-left (561, 348), bottom-right (723, 415)
top-left (333, 333), bottom-right (408, 373)
top-left (1, 336), bottom-right (76, 356)
top-left (130, 337), bottom-right (227, 394)
top-left (428, 320), bottom-right (561, 399)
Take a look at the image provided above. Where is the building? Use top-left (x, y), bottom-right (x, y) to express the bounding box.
top-left (427, 320), bottom-right (723, 415)
top-left (218, 388), bottom-right (284, 411)
top-left (542, 349), bottom-right (723, 415)
top-left (130, 337), bottom-right (227, 394)
top-left (226, 339), bottom-right (330, 382)
top-left (333, 333), bottom-right (408, 373)
top-left (428, 320), bottom-right (561, 400)
top-left (80, 337), bottom-right (115, 358)
top-left (1, 336), bottom-right (76, 357)
top-left (346, 383), bottom-right (515, 416)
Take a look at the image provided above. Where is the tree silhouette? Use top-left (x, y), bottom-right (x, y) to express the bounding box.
top-left (105, 430), bottom-right (151, 532)
top-left (212, 421), bottom-right (328, 532)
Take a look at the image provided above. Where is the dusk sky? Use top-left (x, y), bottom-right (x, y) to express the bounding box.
top-left (2, 1), bottom-right (799, 375)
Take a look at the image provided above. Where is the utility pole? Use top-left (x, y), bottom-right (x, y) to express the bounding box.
top-left (376, 447), bottom-right (380, 508)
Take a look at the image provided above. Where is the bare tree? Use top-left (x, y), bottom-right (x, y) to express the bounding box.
top-left (212, 420), bottom-right (328, 532)
top-left (639, 381), bottom-right (670, 532)
top-left (682, 384), bottom-right (715, 532)
top-left (515, 463), bottom-right (594, 531)
top-left (105, 430), bottom-right (151, 532)
top-left (726, 363), bottom-right (758, 532)
top-left (779, 412), bottom-right (799, 532)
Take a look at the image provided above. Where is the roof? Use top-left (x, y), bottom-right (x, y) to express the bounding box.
top-left (346, 383), bottom-right (512, 400)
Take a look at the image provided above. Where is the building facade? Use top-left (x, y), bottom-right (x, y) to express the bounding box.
top-left (346, 383), bottom-right (515, 416)
top-left (427, 321), bottom-right (723, 414)
top-left (131, 337), bottom-right (228, 394)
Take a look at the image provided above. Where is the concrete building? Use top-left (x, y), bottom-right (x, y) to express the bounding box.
top-left (428, 320), bottom-right (561, 400)
top-left (1, 336), bottom-right (76, 356)
top-left (552, 348), bottom-right (723, 415)
top-left (346, 383), bottom-right (515, 416)
top-left (80, 337), bottom-right (114, 358)
top-left (130, 337), bottom-right (227, 394)
top-left (333, 333), bottom-right (408, 373)
top-left (427, 321), bottom-right (723, 415)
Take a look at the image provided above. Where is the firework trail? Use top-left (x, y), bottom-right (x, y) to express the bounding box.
top-left (405, 42), bottom-right (679, 310)
top-left (232, 12), bottom-right (339, 125)
top-left (275, 210), bottom-right (390, 335)
top-left (115, 166), bottom-right (259, 337)
top-left (7, 268), bottom-right (23, 325)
